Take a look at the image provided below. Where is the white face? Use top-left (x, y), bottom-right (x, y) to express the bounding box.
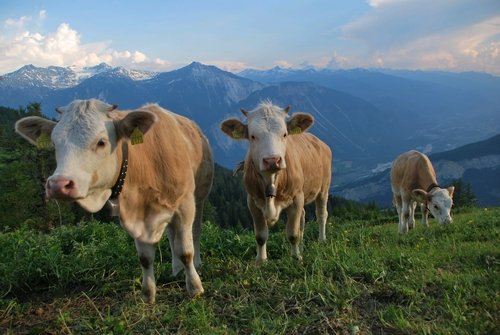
top-left (246, 105), bottom-right (289, 173)
top-left (427, 189), bottom-right (453, 224)
top-left (48, 99), bottom-right (120, 211)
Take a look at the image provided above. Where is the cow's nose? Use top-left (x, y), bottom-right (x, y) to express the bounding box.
top-left (441, 216), bottom-right (452, 225)
top-left (263, 156), bottom-right (282, 171)
top-left (46, 176), bottom-right (77, 199)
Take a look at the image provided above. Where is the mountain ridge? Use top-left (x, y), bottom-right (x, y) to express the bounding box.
top-left (1, 62), bottom-right (499, 198)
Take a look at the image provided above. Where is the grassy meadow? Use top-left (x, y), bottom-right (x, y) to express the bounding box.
top-left (0, 207), bottom-right (498, 334)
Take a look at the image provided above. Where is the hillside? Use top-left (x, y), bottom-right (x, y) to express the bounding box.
top-left (1, 208), bottom-right (497, 334)
top-left (336, 134), bottom-right (500, 206)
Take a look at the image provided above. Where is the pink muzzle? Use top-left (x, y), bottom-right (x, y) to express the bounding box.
top-left (262, 156), bottom-right (283, 172)
top-left (46, 176), bottom-right (79, 199)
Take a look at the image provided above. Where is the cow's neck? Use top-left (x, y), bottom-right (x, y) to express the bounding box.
top-left (107, 141), bottom-right (129, 216)
top-left (246, 159), bottom-right (281, 197)
top-left (245, 159), bottom-right (283, 223)
top-left (426, 182), bottom-right (440, 193)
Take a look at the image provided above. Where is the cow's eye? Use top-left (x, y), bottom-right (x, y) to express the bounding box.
top-left (434, 205), bottom-right (439, 210)
top-left (97, 139), bottom-right (106, 148)
top-left (283, 133), bottom-right (287, 138)
top-left (251, 135), bottom-right (256, 140)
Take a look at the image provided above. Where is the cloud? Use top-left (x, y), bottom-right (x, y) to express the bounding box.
top-left (317, 51), bottom-right (350, 69)
top-left (0, 12), bottom-right (173, 74)
top-left (273, 60), bottom-right (293, 68)
top-left (205, 60), bottom-right (249, 73)
top-left (339, 0), bottom-right (500, 74)
top-left (366, 0), bottom-right (411, 8)
top-left (3, 10), bottom-right (46, 30)
top-left (4, 16), bottom-right (30, 29)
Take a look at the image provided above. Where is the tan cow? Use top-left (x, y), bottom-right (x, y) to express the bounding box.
top-left (390, 150), bottom-right (454, 233)
top-left (15, 99), bottom-right (214, 303)
top-left (220, 102), bottom-right (332, 263)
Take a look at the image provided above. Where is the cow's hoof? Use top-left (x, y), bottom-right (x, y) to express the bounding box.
top-left (192, 291), bottom-right (204, 299)
top-left (141, 292), bottom-right (155, 304)
top-left (255, 258), bottom-right (268, 266)
top-left (188, 286), bottom-right (204, 298)
top-left (142, 286), bottom-right (156, 304)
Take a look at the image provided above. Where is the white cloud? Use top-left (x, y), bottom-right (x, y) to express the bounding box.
top-left (339, 0), bottom-right (500, 74)
top-left (38, 10), bottom-right (47, 20)
top-left (4, 16), bottom-right (30, 29)
top-left (273, 60), bottom-right (293, 68)
top-left (206, 60), bottom-right (249, 73)
top-left (319, 50), bottom-right (350, 69)
top-left (0, 12), bottom-right (173, 74)
top-left (364, 15), bottom-right (500, 73)
top-left (367, 0), bottom-right (411, 8)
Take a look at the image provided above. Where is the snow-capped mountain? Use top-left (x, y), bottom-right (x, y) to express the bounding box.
top-left (0, 63), bottom-right (157, 89)
top-left (238, 66), bottom-right (319, 83)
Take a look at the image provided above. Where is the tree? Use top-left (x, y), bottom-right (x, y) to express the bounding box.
top-left (0, 104), bottom-right (75, 231)
top-left (451, 178), bottom-right (477, 208)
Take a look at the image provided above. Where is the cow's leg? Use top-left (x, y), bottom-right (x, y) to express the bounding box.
top-left (393, 193), bottom-right (402, 226)
top-left (166, 222), bottom-right (183, 276)
top-left (134, 240), bottom-right (157, 304)
top-left (300, 208), bottom-right (306, 243)
top-left (248, 195), bottom-right (268, 265)
top-left (286, 194), bottom-right (305, 261)
top-left (192, 199), bottom-right (204, 269)
top-left (315, 193), bottom-right (328, 241)
top-left (420, 203), bottom-right (429, 227)
top-left (400, 198), bottom-right (410, 233)
top-left (408, 201), bottom-right (416, 230)
top-left (174, 196), bottom-right (204, 297)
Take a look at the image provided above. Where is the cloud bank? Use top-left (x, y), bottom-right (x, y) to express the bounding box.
top-left (331, 0), bottom-right (500, 73)
top-left (0, 11), bottom-right (173, 74)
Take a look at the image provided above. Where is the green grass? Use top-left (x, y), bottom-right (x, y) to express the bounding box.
top-left (0, 208), bottom-right (498, 334)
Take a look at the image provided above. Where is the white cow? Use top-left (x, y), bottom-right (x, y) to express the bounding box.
top-left (220, 102), bottom-right (332, 263)
top-left (390, 150), bottom-right (454, 233)
top-left (15, 99), bottom-right (214, 303)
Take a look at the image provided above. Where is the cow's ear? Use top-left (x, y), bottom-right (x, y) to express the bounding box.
top-left (287, 112), bottom-right (314, 135)
top-left (412, 189), bottom-right (428, 203)
top-left (15, 116), bottom-right (57, 146)
top-left (447, 186), bottom-right (455, 198)
top-left (116, 110), bottom-right (158, 140)
top-left (220, 118), bottom-right (248, 140)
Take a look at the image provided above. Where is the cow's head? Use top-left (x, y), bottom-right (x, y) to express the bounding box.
top-left (221, 102), bottom-right (313, 195)
top-left (413, 186), bottom-right (455, 224)
top-left (15, 99), bottom-right (157, 212)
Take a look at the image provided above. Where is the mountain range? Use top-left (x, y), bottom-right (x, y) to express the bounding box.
top-left (1, 62), bottom-right (499, 204)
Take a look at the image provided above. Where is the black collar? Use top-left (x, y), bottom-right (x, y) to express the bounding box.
top-left (426, 183), bottom-right (440, 193)
top-left (110, 141), bottom-right (128, 200)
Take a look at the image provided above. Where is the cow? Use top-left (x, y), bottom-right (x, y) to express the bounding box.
top-left (220, 102), bottom-right (332, 264)
top-left (15, 99), bottom-right (214, 303)
top-left (390, 150), bottom-right (454, 233)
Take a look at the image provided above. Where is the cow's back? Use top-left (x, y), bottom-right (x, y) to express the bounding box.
top-left (120, 104), bottom-right (213, 209)
top-left (391, 150), bottom-right (436, 196)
